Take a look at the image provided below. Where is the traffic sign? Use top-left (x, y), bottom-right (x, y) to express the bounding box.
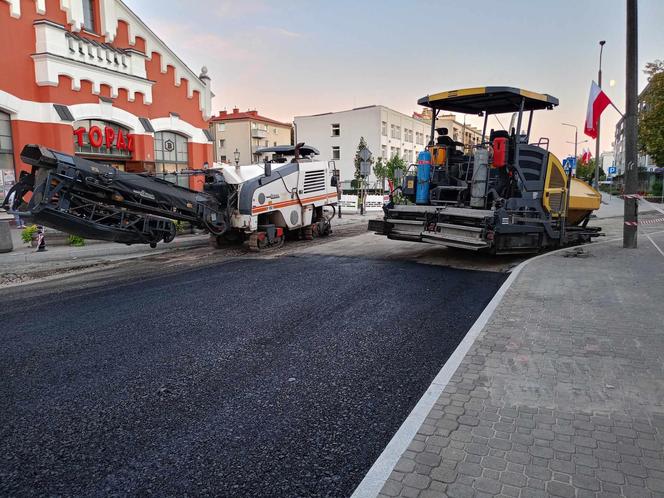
top-left (562, 156), bottom-right (577, 173)
top-left (359, 148), bottom-right (372, 162)
top-left (608, 166), bottom-right (617, 175)
top-left (360, 161), bottom-right (371, 177)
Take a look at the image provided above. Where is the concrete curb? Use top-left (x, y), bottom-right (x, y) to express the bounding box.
top-left (350, 241), bottom-right (604, 498)
top-left (0, 235), bottom-right (209, 264)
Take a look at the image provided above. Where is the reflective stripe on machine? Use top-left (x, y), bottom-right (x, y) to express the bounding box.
top-left (252, 192), bottom-right (337, 215)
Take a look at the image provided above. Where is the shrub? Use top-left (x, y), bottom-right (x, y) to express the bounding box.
top-left (21, 225), bottom-right (38, 244)
top-left (652, 180), bottom-right (663, 198)
top-left (173, 220), bottom-right (185, 233)
top-left (68, 235), bottom-right (85, 247)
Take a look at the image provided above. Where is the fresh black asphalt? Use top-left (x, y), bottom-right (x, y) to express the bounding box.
top-left (0, 255), bottom-right (505, 497)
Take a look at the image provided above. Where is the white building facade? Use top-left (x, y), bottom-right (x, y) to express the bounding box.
top-left (294, 105), bottom-right (432, 189)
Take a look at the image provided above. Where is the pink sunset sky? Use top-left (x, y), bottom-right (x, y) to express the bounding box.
top-left (129, 0), bottom-right (663, 160)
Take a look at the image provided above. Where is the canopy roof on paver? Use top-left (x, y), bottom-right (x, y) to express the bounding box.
top-left (417, 87), bottom-right (559, 114)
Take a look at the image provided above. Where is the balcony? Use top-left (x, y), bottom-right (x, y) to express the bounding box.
top-left (251, 128), bottom-right (267, 139)
top-left (32, 20), bottom-right (154, 103)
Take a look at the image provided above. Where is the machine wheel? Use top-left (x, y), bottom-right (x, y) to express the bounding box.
top-left (247, 232), bottom-right (285, 252)
top-left (302, 223), bottom-right (319, 241)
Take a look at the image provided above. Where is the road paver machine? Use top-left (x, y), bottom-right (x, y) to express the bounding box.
top-left (369, 87), bottom-right (602, 254)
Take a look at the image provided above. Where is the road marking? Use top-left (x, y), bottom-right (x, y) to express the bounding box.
top-left (646, 233), bottom-right (664, 258)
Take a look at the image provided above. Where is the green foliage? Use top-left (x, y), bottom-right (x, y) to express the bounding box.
top-left (67, 235), bottom-right (85, 247)
top-left (638, 67), bottom-right (664, 166)
top-left (21, 225), bottom-right (38, 244)
top-left (353, 137), bottom-right (373, 180)
top-left (385, 154), bottom-right (407, 184)
top-left (644, 59), bottom-right (664, 80)
top-left (372, 157), bottom-right (387, 182)
top-left (575, 157), bottom-right (594, 182)
top-left (173, 220), bottom-right (185, 233)
top-left (574, 158), bottom-right (605, 183)
top-left (652, 180), bottom-right (663, 198)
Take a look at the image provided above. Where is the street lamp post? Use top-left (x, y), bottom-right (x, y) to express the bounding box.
top-left (233, 148), bottom-right (240, 170)
top-left (562, 123), bottom-right (579, 161)
top-left (595, 40), bottom-right (606, 189)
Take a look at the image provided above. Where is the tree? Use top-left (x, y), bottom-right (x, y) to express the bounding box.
top-left (385, 154), bottom-right (407, 184)
top-left (353, 137), bottom-right (373, 181)
top-left (639, 61), bottom-right (664, 165)
top-left (576, 157), bottom-right (606, 184)
top-left (372, 157), bottom-right (388, 191)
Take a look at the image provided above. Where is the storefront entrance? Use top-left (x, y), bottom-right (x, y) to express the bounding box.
top-left (73, 119), bottom-right (132, 173)
top-left (0, 111), bottom-right (15, 204)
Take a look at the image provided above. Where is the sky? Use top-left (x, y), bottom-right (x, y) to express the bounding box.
top-left (128, 0), bottom-right (664, 160)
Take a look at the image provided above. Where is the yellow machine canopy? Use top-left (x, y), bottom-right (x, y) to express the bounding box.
top-left (418, 87), bottom-right (559, 114)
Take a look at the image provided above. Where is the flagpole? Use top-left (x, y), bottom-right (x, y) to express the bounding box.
top-left (609, 101), bottom-right (625, 118)
top-left (595, 40), bottom-right (606, 190)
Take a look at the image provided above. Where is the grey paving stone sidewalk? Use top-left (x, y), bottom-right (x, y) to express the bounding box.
top-left (379, 238), bottom-right (664, 498)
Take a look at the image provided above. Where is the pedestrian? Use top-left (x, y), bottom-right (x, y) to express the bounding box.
top-left (36, 225), bottom-right (47, 252)
top-left (6, 190), bottom-right (26, 229)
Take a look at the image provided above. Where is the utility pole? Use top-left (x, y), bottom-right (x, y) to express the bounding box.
top-left (624, 0), bottom-right (638, 248)
top-left (594, 40), bottom-right (606, 189)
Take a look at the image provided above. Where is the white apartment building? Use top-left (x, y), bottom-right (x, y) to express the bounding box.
top-left (294, 105), bottom-right (432, 188)
top-left (413, 109), bottom-right (483, 149)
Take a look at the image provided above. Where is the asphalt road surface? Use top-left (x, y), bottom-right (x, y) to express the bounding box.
top-left (1, 254), bottom-right (505, 497)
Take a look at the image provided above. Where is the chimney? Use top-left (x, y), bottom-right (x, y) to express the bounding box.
top-left (232, 107), bottom-right (240, 114)
top-left (219, 110), bottom-right (227, 117)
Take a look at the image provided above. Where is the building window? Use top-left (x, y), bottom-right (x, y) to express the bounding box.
top-left (332, 146), bottom-right (340, 160)
top-left (381, 145), bottom-right (387, 159)
top-left (219, 139), bottom-right (225, 148)
top-left (382, 121), bottom-right (387, 136)
top-left (154, 131), bottom-right (189, 187)
top-left (331, 124), bottom-right (340, 137)
top-left (217, 123), bottom-right (226, 132)
top-left (0, 111), bottom-right (15, 203)
top-left (391, 125), bottom-right (401, 140)
top-left (82, 0), bottom-right (96, 32)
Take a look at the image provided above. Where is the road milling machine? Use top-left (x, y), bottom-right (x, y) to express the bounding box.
top-left (369, 87), bottom-right (602, 254)
top-left (3, 144), bottom-right (339, 251)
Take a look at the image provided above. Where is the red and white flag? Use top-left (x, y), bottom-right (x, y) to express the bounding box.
top-left (584, 81), bottom-right (612, 139)
top-left (581, 148), bottom-right (592, 164)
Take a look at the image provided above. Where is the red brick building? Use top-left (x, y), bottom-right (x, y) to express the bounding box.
top-left (0, 0), bottom-right (214, 202)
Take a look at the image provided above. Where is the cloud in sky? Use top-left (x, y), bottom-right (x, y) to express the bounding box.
top-left (213, 0), bottom-right (272, 19)
top-left (127, 0), bottom-right (664, 159)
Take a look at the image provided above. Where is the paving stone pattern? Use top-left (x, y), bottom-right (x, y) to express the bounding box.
top-left (379, 241), bottom-right (664, 497)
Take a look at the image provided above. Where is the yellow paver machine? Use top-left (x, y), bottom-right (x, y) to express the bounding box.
top-left (369, 87), bottom-right (602, 254)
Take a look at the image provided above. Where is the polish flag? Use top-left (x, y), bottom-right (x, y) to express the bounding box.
top-left (581, 148), bottom-right (592, 164)
top-left (584, 81), bottom-right (612, 139)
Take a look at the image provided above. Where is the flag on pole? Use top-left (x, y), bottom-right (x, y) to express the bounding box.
top-left (580, 148), bottom-right (592, 164)
top-left (584, 81), bottom-right (612, 139)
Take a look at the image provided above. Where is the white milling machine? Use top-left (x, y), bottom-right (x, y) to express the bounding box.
top-left (209, 144), bottom-right (340, 251)
top-left (4, 144), bottom-right (340, 252)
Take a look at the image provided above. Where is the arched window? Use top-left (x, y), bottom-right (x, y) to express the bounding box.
top-left (154, 131), bottom-right (189, 187)
top-left (0, 111), bottom-right (15, 204)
